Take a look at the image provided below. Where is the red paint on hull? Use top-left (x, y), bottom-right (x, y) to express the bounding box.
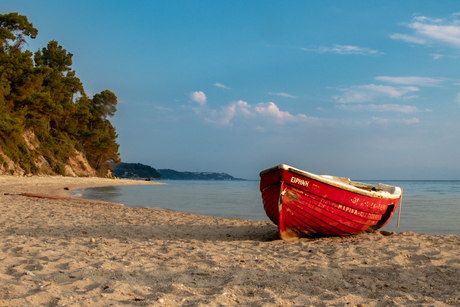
top-left (260, 165), bottom-right (402, 239)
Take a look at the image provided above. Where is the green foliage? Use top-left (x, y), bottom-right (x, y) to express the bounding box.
top-left (0, 12), bottom-right (121, 176)
top-left (17, 142), bottom-right (38, 174)
top-left (0, 140), bottom-right (38, 174)
top-left (0, 12), bottom-right (37, 53)
top-left (37, 131), bottom-right (72, 162)
top-left (91, 89), bottom-right (117, 119)
top-left (0, 105), bottom-right (23, 144)
top-left (112, 162), bottom-right (161, 179)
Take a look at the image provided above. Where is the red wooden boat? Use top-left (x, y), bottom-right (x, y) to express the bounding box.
top-left (260, 164), bottom-right (403, 240)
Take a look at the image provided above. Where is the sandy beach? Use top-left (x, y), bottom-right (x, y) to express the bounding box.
top-left (0, 176), bottom-right (459, 306)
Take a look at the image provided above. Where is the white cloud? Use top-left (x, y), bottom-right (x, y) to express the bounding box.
top-left (214, 83), bottom-right (231, 90)
top-left (337, 104), bottom-right (419, 113)
top-left (401, 117), bottom-right (420, 124)
top-left (301, 44), bottom-right (381, 55)
top-left (389, 33), bottom-right (427, 44)
top-left (206, 100), bottom-right (251, 126)
top-left (391, 14), bottom-right (460, 49)
top-left (333, 84), bottom-right (420, 103)
top-left (410, 22), bottom-right (460, 47)
top-left (374, 76), bottom-right (444, 87)
top-left (195, 99), bottom-right (325, 126)
top-left (431, 53), bottom-right (444, 60)
top-left (254, 102), bottom-right (306, 124)
top-left (372, 117), bottom-right (420, 126)
top-left (412, 15), bottom-right (444, 23)
top-left (190, 91), bottom-right (207, 105)
top-left (268, 92), bottom-right (298, 98)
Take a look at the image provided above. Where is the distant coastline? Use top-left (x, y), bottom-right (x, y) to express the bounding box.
top-left (111, 162), bottom-right (245, 180)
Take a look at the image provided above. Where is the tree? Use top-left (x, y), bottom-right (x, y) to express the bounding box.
top-left (0, 12), bottom-right (121, 176)
top-left (91, 89), bottom-right (117, 119)
top-left (0, 12), bottom-right (37, 53)
top-left (75, 90), bottom-right (120, 175)
top-left (34, 40), bottom-right (83, 129)
top-left (0, 12), bottom-right (48, 112)
top-left (0, 13), bottom-right (47, 174)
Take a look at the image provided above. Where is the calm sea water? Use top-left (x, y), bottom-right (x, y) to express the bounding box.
top-left (72, 180), bottom-right (460, 236)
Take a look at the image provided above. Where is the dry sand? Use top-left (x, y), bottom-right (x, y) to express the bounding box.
top-left (0, 175), bottom-right (459, 307)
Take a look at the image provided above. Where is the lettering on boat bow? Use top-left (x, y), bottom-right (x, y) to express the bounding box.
top-left (337, 204), bottom-right (359, 215)
top-left (290, 176), bottom-right (310, 187)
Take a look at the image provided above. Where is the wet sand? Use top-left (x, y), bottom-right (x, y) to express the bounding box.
top-left (0, 175), bottom-right (459, 306)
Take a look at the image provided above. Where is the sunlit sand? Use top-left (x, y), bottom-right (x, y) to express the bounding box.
top-left (1, 176), bottom-right (459, 306)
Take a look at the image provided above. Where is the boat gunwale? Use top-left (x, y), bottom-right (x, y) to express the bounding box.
top-left (260, 164), bottom-right (402, 200)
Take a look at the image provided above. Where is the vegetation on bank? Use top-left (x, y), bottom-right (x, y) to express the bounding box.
top-left (111, 162), bottom-right (245, 180)
top-left (0, 12), bottom-right (120, 176)
top-left (157, 169), bottom-right (244, 180)
top-left (111, 162), bottom-right (161, 180)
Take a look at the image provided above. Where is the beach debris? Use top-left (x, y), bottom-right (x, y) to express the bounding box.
top-left (90, 237), bottom-right (96, 243)
top-left (379, 231), bottom-right (394, 236)
top-left (64, 187), bottom-right (70, 190)
top-left (25, 270), bottom-right (35, 277)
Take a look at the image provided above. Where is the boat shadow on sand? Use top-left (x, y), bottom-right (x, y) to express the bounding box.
top-left (4, 222), bottom-right (282, 242)
top-left (3, 195), bottom-right (395, 243)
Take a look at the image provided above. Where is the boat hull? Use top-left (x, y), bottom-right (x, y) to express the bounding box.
top-left (260, 165), bottom-right (402, 240)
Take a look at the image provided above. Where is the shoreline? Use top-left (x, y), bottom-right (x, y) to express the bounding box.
top-left (0, 175), bottom-right (164, 198)
top-left (1, 175), bottom-right (460, 306)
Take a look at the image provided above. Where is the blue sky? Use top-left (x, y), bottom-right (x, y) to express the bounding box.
top-left (3, 1), bottom-right (460, 179)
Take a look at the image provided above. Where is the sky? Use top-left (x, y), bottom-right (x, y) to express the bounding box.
top-left (3, 1), bottom-right (460, 180)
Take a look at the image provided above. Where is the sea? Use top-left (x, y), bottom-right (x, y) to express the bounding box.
top-left (71, 180), bottom-right (460, 236)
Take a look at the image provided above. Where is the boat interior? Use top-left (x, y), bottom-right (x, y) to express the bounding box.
top-left (320, 175), bottom-right (396, 194)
